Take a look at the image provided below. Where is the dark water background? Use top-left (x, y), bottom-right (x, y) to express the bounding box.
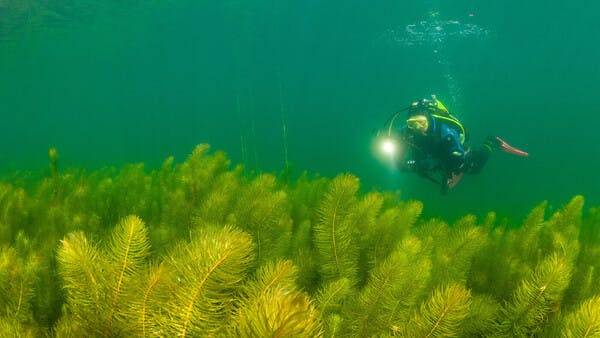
top-left (1, 0), bottom-right (599, 221)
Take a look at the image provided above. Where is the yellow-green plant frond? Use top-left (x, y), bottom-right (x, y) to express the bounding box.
top-left (0, 316), bottom-right (37, 338)
top-left (350, 191), bottom-right (383, 285)
top-left (232, 286), bottom-right (323, 337)
top-left (397, 199), bottom-right (423, 232)
top-left (481, 211), bottom-right (496, 230)
top-left (361, 200), bottom-right (422, 275)
top-left (512, 201), bottom-right (547, 267)
top-left (349, 236), bottom-right (431, 337)
top-left (404, 283), bottom-right (472, 338)
top-left (496, 252), bottom-right (572, 336)
top-left (228, 174), bottom-right (292, 263)
top-left (242, 260), bottom-right (297, 300)
top-left (565, 248), bottom-right (600, 309)
top-left (181, 144), bottom-right (231, 207)
top-left (145, 156), bottom-right (175, 222)
top-left (352, 192), bottom-right (383, 234)
top-left (541, 195), bottom-right (584, 261)
top-left (52, 313), bottom-right (85, 338)
top-left (285, 172), bottom-right (329, 225)
top-left (316, 277), bottom-right (353, 318)
top-left (0, 246), bottom-right (39, 328)
top-left (159, 155), bottom-right (175, 183)
top-left (551, 195), bottom-right (585, 231)
top-left (461, 295), bottom-right (501, 337)
top-left (289, 220), bottom-right (321, 292)
top-left (363, 207), bottom-right (404, 269)
top-left (133, 262), bottom-right (172, 338)
top-left (581, 206), bottom-right (600, 249)
top-left (314, 173), bottom-right (360, 284)
top-left (561, 296), bottom-right (600, 337)
top-left (104, 215), bottom-right (151, 336)
top-left (153, 187), bottom-right (189, 245)
top-left (414, 218), bottom-right (450, 251)
top-left (196, 170), bottom-right (241, 224)
top-left (0, 185), bottom-right (28, 244)
top-left (0, 183), bottom-right (11, 209)
top-left (230, 261), bottom-right (322, 337)
top-left (164, 225), bottom-right (254, 337)
top-left (452, 214), bottom-right (478, 229)
top-left (315, 278), bottom-right (353, 336)
top-left (57, 231), bottom-right (107, 335)
top-left (468, 223), bottom-right (527, 301)
top-left (431, 220), bottom-right (487, 285)
top-left (522, 201), bottom-right (547, 230)
top-left (111, 163), bottom-right (152, 220)
top-left (324, 314), bottom-right (343, 337)
top-left (289, 219), bottom-right (313, 256)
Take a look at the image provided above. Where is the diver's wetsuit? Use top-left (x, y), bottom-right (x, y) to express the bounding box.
top-left (390, 98), bottom-right (527, 192)
top-left (399, 114), bottom-right (466, 176)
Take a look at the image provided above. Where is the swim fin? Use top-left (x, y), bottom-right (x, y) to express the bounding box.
top-left (494, 136), bottom-right (529, 157)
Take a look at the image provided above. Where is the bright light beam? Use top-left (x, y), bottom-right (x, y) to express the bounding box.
top-left (381, 139), bottom-right (396, 156)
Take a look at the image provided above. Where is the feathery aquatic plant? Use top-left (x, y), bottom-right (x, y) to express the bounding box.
top-left (228, 174), bottom-right (292, 263)
top-left (430, 215), bottom-right (488, 286)
top-left (57, 215), bottom-right (150, 336)
top-left (0, 246), bottom-right (40, 337)
top-left (229, 260), bottom-right (323, 337)
top-left (163, 224), bottom-right (254, 337)
top-left (347, 236), bottom-right (432, 337)
top-left (495, 252), bottom-right (572, 336)
top-left (0, 144), bottom-right (598, 336)
top-left (314, 174), bottom-right (360, 285)
top-left (404, 283), bottom-right (472, 337)
top-left (561, 296), bottom-right (600, 337)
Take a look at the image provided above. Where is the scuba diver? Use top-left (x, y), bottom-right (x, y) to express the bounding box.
top-left (377, 95), bottom-right (529, 194)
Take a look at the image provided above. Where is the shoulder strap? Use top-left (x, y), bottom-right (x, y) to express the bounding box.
top-left (430, 112), bottom-right (466, 144)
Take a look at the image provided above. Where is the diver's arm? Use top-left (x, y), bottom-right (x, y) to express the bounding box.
top-left (397, 127), bottom-right (418, 172)
top-left (398, 156), bottom-right (417, 173)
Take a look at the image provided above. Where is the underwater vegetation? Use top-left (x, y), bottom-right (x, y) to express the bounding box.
top-left (0, 144), bottom-right (599, 337)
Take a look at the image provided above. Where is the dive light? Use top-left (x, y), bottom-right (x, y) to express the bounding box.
top-left (380, 138), bottom-right (397, 156)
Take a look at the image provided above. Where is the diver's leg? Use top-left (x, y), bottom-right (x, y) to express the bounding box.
top-left (463, 136), bottom-right (501, 174)
top-left (464, 149), bottom-right (490, 174)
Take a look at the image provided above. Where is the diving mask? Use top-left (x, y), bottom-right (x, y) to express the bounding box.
top-left (407, 115), bottom-right (429, 134)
